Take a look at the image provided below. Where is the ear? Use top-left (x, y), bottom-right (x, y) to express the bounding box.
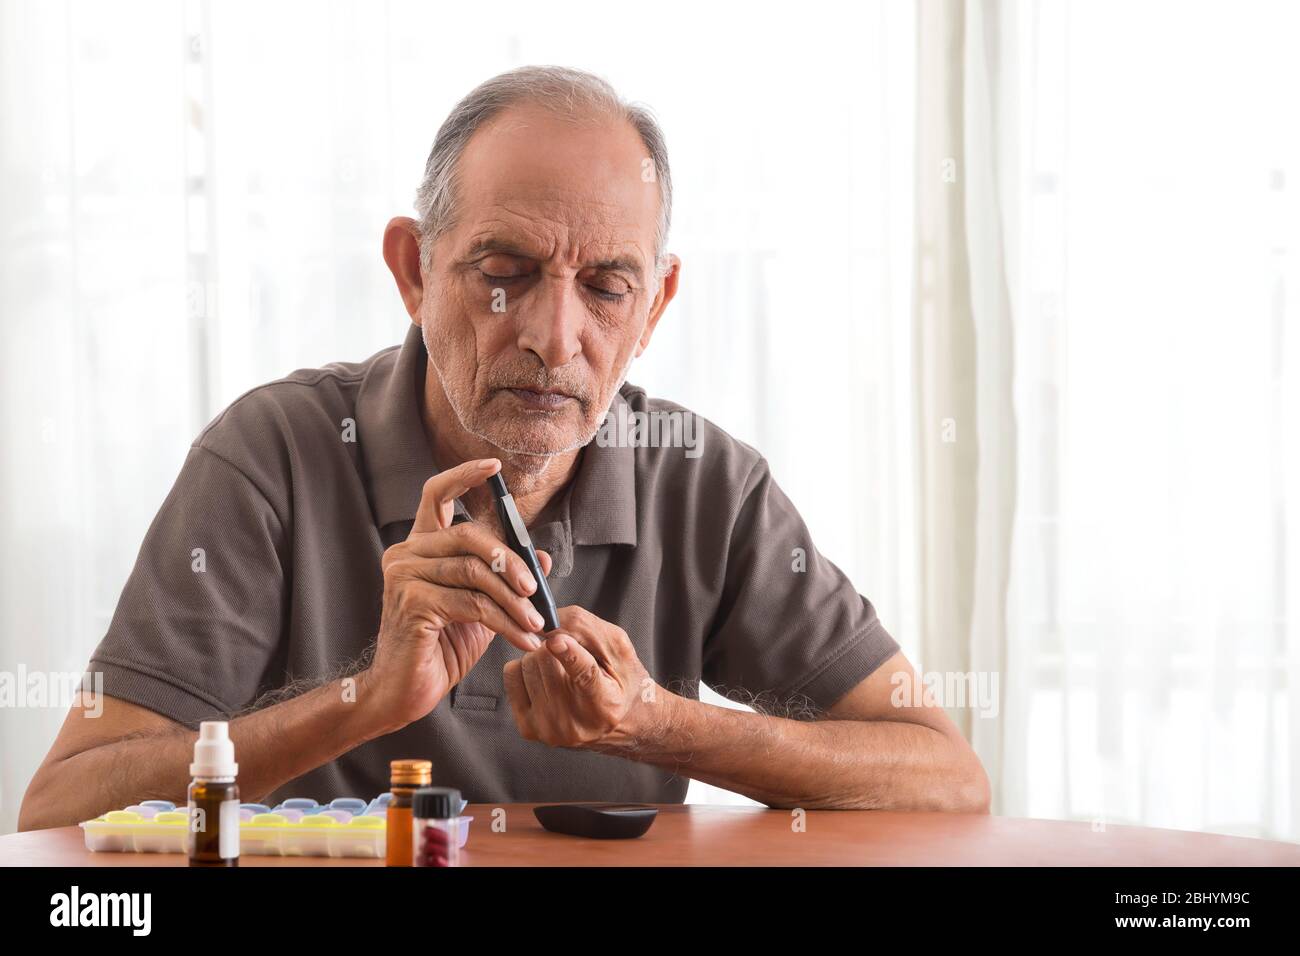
top-left (635, 254), bottom-right (680, 357)
top-left (383, 216), bottom-right (425, 321)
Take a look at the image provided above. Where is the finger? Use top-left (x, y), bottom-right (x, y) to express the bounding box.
top-left (396, 554), bottom-right (547, 635)
top-left (503, 659), bottom-right (530, 707)
top-left (519, 652), bottom-right (552, 733)
top-left (503, 660), bottom-right (535, 738)
top-left (408, 522), bottom-right (539, 597)
top-left (545, 632), bottom-right (604, 691)
top-left (412, 458), bottom-right (500, 534)
top-left (442, 585), bottom-right (543, 654)
top-left (555, 605), bottom-right (618, 667)
top-left (402, 578), bottom-right (540, 654)
top-left (536, 548), bottom-right (553, 578)
top-left (536, 640), bottom-right (572, 705)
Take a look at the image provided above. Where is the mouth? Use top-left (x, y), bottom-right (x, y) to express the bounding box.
top-left (502, 387), bottom-right (577, 410)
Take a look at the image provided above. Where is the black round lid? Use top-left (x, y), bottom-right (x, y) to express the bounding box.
top-left (413, 786), bottom-right (461, 819)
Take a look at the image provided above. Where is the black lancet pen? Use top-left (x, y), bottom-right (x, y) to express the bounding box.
top-left (487, 472), bottom-right (560, 632)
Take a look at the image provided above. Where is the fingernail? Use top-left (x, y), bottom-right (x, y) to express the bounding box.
top-left (527, 634), bottom-right (543, 649)
top-left (521, 575), bottom-right (537, 594)
top-left (528, 610), bottom-right (545, 630)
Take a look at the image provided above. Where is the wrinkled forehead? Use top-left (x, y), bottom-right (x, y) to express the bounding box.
top-left (449, 104), bottom-right (660, 267)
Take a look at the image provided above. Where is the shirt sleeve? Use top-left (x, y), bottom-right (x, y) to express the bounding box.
top-left (87, 444), bottom-right (289, 728)
top-left (701, 457), bottom-right (900, 715)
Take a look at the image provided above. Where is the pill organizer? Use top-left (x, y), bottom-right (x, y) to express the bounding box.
top-left (80, 793), bottom-right (473, 858)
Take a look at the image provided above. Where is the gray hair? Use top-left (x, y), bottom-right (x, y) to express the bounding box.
top-left (413, 65), bottom-right (673, 279)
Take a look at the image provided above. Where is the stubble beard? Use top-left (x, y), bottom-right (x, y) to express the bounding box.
top-left (422, 321), bottom-right (636, 463)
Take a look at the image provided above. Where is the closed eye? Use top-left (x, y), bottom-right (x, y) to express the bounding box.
top-left (481, 271), bottom-right (526, 283)
top-left (476, 253), bottom-right (534, 283)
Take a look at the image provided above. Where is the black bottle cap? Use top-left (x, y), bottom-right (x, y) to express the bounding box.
top-left (486, 472), bottom-right (508, 498)
top-left (413, 786), bottom-right (461, 819)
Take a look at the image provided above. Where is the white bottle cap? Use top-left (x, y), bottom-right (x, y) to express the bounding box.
top-left (190, 720), bottom-right (238, 778)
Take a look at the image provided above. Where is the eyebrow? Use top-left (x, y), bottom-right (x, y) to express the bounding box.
top-left (464, 237), bottom-right (645, 282)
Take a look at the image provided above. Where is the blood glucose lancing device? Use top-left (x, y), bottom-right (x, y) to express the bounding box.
top-left (487, 471), bottom-right (560, 633)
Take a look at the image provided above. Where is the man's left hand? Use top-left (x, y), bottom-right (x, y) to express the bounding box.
top-left (502, 606), bottom-right (670, 752)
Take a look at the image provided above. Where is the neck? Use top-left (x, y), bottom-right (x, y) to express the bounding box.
top-left (421, 360), bottom-right (581, 527)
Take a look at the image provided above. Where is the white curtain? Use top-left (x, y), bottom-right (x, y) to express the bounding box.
top-left (0, 0), bottom-right (916, 830)
top-left (917, 0), bottom-right (1300, 839)
top-left (1015, 0), bottom-right (1300, 840)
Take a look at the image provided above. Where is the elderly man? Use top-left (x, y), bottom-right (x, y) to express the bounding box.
top-left (20, 66), bottom-right (988, 830)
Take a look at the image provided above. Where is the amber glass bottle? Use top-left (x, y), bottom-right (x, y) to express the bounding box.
top-left (186, 722), bottom-right (240, 867)
top-left (386, 759), bottom-right (432, 867)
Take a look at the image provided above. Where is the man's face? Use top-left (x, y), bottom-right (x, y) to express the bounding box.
top-left (419, 103), bottom-right (666, 458)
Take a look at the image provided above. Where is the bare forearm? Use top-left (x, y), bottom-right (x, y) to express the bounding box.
top-left (22, 673), bottom-right (389, 829)
top-left (608, 692), bottom-right (989, 812)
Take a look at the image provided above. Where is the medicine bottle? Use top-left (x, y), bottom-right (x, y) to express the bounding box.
top-left (386, 759), bottom-right (432, 866)
top-left (413, 786), bottom-right (461, 868)
top-left (187, 721), bottom-right (240, 867)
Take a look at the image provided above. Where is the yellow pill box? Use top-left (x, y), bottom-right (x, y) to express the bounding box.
top-left (79, 796), bottom-right (391, 859)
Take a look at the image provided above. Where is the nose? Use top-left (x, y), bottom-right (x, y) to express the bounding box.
top-left (515, 273), bottom-right (583, 369)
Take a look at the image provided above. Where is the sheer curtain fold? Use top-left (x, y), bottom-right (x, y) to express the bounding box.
top-left (914, 0), bottom-right (1018, 807)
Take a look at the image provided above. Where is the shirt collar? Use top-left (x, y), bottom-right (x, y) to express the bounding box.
top-left (355, 322), bottom-right (638, 549)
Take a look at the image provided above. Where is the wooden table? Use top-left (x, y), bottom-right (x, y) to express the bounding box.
top-left (2, 804), bottom-right (1297, 866)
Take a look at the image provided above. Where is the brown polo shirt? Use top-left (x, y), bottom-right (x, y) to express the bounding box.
top-left (89, 323), bottom-right (899, 805)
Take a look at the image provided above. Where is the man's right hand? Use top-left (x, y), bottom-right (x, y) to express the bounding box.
top-left (363, 458), bottom-right (553, 732)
